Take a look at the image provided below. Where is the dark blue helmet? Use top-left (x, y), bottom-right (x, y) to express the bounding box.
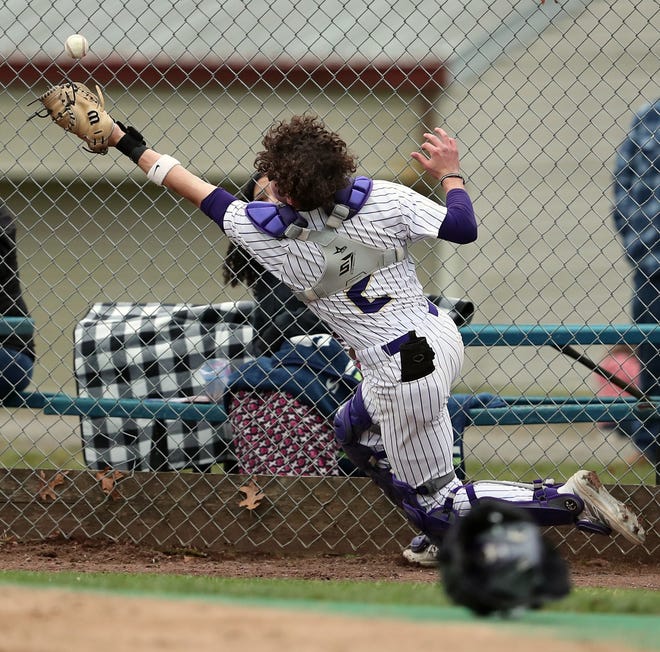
top-left (438, 499), bottom-right (571, 616)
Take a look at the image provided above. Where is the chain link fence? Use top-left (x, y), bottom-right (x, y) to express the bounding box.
top-left (0, 0), bottom-right (657, 555)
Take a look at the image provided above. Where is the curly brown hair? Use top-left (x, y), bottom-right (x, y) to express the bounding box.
top-left (254, 115), bottom-right (357, 211)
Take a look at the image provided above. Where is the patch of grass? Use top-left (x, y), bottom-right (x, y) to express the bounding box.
top-left (1, 446), bottom-right (651, 485)
top-left (0, 570), bottom-right (658, 616)
top-left (562, 587), bottom-right (660, 615)
top-left (465, 459), bottom-right (655, 485)
top-left (0, 446), bottom-right (85, 470)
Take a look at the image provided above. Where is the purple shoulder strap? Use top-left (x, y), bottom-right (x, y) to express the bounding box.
top-left (244, 202), bottom-right (305, 238)
top-left (334, 176), bottom-right (373, 216)
top-left (244, 177), bottom-right (373, 238)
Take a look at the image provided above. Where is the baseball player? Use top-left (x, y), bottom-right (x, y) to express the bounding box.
top-left (33, 83), bottom-right (645, 558)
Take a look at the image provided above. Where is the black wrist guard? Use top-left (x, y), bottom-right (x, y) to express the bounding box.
top-left (115, 122), bottom-right (148, 164)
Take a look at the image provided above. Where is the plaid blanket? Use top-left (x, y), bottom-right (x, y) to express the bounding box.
top-left (74, 302), bottom-right (254, 471)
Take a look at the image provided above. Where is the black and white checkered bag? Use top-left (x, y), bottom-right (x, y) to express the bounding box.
top-left (74, 302), bottom-right (254, 471)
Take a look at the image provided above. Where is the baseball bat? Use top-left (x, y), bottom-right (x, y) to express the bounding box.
top-left (549, 342), bottom-right (652, 404)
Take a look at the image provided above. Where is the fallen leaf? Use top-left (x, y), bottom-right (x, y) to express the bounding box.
top-left (37, 470), bottom-right (68, 502)
top-left (238, 480), bottom-right (266, 510)
top-left (95, 468), bottom-right (125, 501)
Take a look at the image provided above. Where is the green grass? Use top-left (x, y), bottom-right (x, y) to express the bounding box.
top-left (465, 459), bottom-right (656, 485)
top-left (0, 570), bottom-right (658, 616)
top-left (0, 446), bottom-right (85, 470)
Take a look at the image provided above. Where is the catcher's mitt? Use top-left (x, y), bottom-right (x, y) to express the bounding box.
top-left (33, 81), bottom-right (115, 154)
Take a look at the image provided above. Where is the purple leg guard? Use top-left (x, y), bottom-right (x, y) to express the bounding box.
top-left (334, 386), bottom-right (419, 509)
top-left (464, 481), bottom-right (585, 527)
top-left (401, 496), bottom-right (458, 544)
top-left (401, 479), bottom-right (602, 546)
top-left (336, 391), bottom-right (604, 544)
top-left (333, 385), bottom-right (376, 469)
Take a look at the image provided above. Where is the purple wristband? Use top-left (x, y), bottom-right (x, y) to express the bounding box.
top-left (200, 187), bottom-right (239, 231)
top-left (437, 188), bottom-right (477, 244)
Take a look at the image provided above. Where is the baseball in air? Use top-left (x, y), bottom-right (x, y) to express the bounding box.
top-left (64, 34), bottom-right (89, 59)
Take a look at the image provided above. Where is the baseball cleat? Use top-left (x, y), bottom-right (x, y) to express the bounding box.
top-left (563, 470), bottom-right (645, 546)
top-left (402, 534), bottom-right (440, 567)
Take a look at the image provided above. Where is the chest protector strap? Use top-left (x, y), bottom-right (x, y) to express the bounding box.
top-left (245, 177), bottom-right (407, 303)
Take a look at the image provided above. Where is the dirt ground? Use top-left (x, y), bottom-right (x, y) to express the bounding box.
top-left (1, 584), bottom-right (650, 652)
top-left (0, 536), bottom-right (658, 590)
top-left (0, 537), bottom-right (657, 652)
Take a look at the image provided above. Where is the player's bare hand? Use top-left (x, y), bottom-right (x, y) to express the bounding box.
top-left (411, 128), bottom-right (462, 181)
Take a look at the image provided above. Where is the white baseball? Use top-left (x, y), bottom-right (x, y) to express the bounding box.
top-left (64, 34), bottom-right (89, 59)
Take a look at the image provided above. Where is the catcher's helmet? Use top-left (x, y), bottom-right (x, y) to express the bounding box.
top-left (438, 499), bottom-right (571, 616)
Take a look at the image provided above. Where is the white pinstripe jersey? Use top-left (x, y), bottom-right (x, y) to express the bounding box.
top-left (222, 179), bottom-right (450, 351)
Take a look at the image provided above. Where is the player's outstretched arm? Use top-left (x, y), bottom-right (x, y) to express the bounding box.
top-left (31, 81), bottom-right (219, 209)
top-left (108, 123), bottom-right (216, 208)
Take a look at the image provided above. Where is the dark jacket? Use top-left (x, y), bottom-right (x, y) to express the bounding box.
top-left (612, 98), bottom-right (660, 279)
top-left (250, 271), bottom-right (329, 355)
top-left (0, 204), bottom-right (35, 360)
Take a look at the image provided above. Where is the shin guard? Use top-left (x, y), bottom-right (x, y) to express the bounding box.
top-left (402, 479), bottom-right (594, 546)
top-left (402, 496), bottom-right (458, 544)
top-left (471, 480), bottom-right (585, 527)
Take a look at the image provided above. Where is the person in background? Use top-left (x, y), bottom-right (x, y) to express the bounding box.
top-left (0, 202), bottom-right (35, 397)
top-left (592, 344), bottom-right (656, 466)
top-left (611, 98), bottom-right (660, 467)
top-left (222, 173), bottom-right (361, 475)
top-left (224, 333), bottom-right (362, 476)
